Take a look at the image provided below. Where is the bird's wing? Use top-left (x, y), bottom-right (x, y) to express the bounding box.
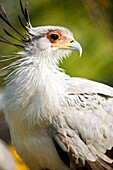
top-left (50, 78), bottom-right (113, 170)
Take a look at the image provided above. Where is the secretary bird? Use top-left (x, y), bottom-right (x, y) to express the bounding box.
top-left (0, 0), bottom-right (113, 170)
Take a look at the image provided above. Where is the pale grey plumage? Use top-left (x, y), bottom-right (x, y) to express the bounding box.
top-left (1, 1), bottom-right (113, 170)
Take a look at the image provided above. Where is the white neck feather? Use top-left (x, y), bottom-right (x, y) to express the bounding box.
top-left (4, 51), bottom-right (69, 128)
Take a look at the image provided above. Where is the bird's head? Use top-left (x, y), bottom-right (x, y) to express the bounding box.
top-left (25, 25), bottom-right (82, 63)
top-left (21, 26), bottom-right (82, 63)
top-left (0, 0), bottom-right (82, 70)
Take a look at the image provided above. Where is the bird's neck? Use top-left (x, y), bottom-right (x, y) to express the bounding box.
top-left (7, 56), bottom-right (69, 127)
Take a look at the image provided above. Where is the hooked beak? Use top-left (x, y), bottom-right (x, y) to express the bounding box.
top-left (52, 39), bottom-right (82, 57)
top-left (67, 40), bottom-right (82, 57)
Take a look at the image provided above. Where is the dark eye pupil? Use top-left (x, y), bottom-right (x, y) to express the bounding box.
top-left (50, 34), bottom-right (59, 40)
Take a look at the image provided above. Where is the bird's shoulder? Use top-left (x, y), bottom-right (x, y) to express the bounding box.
top-left (62, 77), bottom-right (113, 111)
top-left (66, 77), bottom-right (113, 97)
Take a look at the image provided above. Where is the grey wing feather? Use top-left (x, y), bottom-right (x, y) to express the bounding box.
top-left (67, 77), bottom-right (113, 96)
top-left (50, 78), bottom-right (113, 170)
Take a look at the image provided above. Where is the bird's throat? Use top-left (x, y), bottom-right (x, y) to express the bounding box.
top-left (7, 62), bottom-right (68, 127)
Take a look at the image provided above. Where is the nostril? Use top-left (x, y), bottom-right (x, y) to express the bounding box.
top-left (70, 40), bottom-right (74, 43)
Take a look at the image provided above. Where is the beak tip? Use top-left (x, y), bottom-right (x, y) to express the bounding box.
top-left (79, 46), bottom-right (82, 57)
top-left (70, 40), bottom-right (82, 57)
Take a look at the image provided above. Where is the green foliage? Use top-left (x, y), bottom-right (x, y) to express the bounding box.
top-left (0, 0), bottom-right (113, 86)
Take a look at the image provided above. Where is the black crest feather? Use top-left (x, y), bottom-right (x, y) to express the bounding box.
top-left (19, 0), bottom-right (30, 26)
top-left (0, 0), bottom-right (31, 49)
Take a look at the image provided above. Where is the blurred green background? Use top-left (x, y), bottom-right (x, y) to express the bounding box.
top-left (0, 0), bottom-right (113, 86)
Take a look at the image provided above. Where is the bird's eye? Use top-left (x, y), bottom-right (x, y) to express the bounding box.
top-left (49, 33), bottom-right (60, 43)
